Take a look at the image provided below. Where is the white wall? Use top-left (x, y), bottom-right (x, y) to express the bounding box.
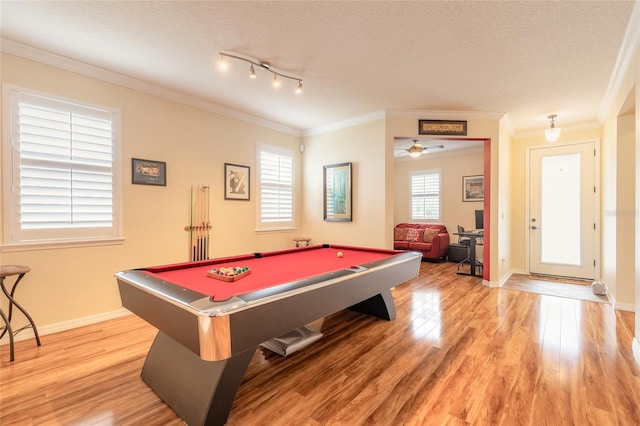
top-left (0, 53), bottom-right (302, 332)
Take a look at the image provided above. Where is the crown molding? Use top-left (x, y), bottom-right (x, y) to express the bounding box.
top-left (304, 108), bottom-right (506, 137)
top-left (302, 110), bottom-right (386, 137)
top-left (598, 1), bottom-right (640, 122)
top-left (513, 121), bottom-right (602, 140)
top-left (0, 38), bottom-right (302, 137)
top-left (384, 109), bottom-right (505, 121)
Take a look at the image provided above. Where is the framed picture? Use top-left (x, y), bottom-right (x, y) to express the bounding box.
top-left (132, 158), bottom-right (166, 186)
top-left (323, 162), bottom-right (352, 221)
top-left (463, 175), bottom-right (484, 202)
top-left (419, 119), bottom-right (467, 136)
top-left (224, 163), bottom-right (250, 201)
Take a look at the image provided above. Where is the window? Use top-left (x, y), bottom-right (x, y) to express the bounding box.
top-left (2, 86), bottom-right (122, 249)
top-left (410, 169), bottom-right (441, 220)
top-left (256, 143), bottom-right (294, 229)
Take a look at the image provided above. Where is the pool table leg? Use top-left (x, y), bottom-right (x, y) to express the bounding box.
top-left (141, 331), bottom-right (255, 426)
top-left (347, 289), bottom-right (396, 321)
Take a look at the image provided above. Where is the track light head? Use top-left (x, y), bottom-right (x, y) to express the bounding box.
top-left (218, 51), bottom-right (303, 94)
top-left (218, 54), bottom-right (228, 71)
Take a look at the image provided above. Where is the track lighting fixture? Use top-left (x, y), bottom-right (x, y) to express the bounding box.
top-left (545, 114), bottom-right (561, 142)
top-left (218, 51), bottom-right (303, 94)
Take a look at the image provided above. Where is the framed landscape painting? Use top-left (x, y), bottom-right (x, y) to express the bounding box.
top-left (463, 175), bottom-right (484, 202)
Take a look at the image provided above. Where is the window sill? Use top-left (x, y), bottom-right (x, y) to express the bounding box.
top-left (255, 226), bottom-right (297, 234)
top-left (1, 237), bottom-right (125, 252)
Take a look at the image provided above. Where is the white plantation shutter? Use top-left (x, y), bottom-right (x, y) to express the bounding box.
top-left (3, 87), bottom-right (122, 246)
top-left (411, 170), bottom-right (441, 220)
top-left (257, 144), bottom-right (293, 227)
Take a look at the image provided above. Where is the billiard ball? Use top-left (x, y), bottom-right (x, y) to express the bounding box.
top-left (337, 251), bottom-right (343, 258)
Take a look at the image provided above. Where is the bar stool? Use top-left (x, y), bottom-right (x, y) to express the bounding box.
top-left (0, 265), bottom-right (41, 361)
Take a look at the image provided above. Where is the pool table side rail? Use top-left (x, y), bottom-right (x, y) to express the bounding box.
top-left (116, 250), bottom-right (422, 361)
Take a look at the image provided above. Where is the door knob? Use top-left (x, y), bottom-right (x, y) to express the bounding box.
top-left (531, 226), bottom-right (538, 230)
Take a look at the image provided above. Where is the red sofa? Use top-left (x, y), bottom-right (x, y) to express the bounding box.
top-left (393, 223), bottom-right (449, 261)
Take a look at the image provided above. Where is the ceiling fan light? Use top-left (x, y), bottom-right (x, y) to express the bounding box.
top-left (409, 151), bottom-right (421, 158)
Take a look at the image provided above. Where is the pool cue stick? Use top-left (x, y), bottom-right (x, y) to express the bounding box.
top-left (194, 185), bottom-right (198, 261)
top-left (200, 184), bottom-right (205, 260)
top-left (197, 184), bottom-right (202, 260)
top-left (204, 185), bottom-right (210, 259)
top-left (194, 185), bottom-right (199, 261)
top-left (197, 185), bottom-right (202, 260)
top-left (190, 186), bottom-right (195, 261)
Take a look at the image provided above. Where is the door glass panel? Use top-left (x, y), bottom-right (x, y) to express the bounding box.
top-left (540, 153), bottom-right (581, 265)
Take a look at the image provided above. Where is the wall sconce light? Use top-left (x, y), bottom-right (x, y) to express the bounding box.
top-left (218, 52), bottom-right (303, 94)
top-left (545, 114), bottom-right (561, 142)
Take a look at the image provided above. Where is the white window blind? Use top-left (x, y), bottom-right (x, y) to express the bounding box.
top-left (3, 87), bottom-right (122, 246)
top-left (257, 144), bottom-right (293, 227)
top-left (411, 170), bottom-right (441, 220)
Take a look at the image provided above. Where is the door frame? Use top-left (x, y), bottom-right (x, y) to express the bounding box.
top-left (524, 139), bottom-right (601, 279)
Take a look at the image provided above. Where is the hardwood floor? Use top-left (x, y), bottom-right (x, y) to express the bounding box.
top-left (1, 261), bottom-right (638, 425)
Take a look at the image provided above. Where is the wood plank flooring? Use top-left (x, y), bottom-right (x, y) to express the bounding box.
top-left (1, 261), bottom-right (638, 425)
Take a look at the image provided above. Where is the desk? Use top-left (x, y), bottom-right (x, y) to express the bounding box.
top-left (116, 244), bottom-right (421, 426)
top-left (453, 231), bottom-right (483, 277)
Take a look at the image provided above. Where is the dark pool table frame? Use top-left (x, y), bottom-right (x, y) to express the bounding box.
top-left (116, 246), bottom-right (421, 426)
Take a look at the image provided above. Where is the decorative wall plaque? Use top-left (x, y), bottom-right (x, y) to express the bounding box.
top-left (418, 120), bottom-right (467, 136)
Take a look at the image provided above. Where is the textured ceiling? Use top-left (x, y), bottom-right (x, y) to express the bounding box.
top-left (1, 1), bottom-right (637, 135)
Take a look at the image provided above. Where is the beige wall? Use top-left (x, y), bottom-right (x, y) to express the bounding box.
top-left (600, 43), bottom-right (638, 315)
top-left (497, 121), bottom-right (512, 281)
top-left (386, 115), bottom-right (501, 284)
top-left (0, 53), bottom-right (302, 331)
top-left (616, 114), bottom-right (636, 308)
top-left (301, 119), bottom-right (388, 248)
top-left (393, 148), bottom-right (484, 235)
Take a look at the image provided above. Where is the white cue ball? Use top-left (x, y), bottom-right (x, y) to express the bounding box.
top-left (337, 251), bottom-right (343, 258)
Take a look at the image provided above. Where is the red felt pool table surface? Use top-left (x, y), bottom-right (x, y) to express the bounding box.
top-left (142, 245), bottom-right (399, 301)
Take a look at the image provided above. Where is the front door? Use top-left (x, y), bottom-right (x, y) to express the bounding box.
top-left (529, 142), bottom-right (596, 279)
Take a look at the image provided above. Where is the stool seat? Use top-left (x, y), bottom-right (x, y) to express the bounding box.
top-left (1, 264), bottom-right (40, 361)
top-left (0, 265), bottom-right (31, 277)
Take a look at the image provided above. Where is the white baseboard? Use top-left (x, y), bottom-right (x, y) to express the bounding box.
top-left (613, 302), bottom-right (636, 312)
top-left (633, 338), bottom-right (640, 367)
top-left (0, 308), bottom-right (131, 346)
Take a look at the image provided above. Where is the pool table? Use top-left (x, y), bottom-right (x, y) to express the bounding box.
top-left (115, 244), bottom-right (422, 426)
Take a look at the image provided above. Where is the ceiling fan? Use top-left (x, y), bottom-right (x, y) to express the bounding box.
top-left (396, 140), bottom-right (444, 158)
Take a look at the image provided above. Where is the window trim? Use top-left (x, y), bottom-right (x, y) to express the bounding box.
top-left (255, 142), bottom-right (295, 232)
top-left (2, 83), bottom-right (123, 251)
top-left (409, 168), bottom-right (442, 222)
